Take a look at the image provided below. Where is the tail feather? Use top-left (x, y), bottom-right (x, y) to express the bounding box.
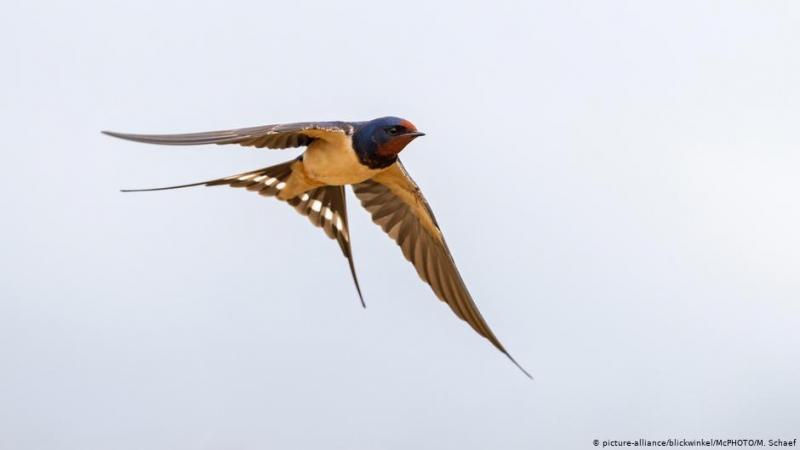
top-left (121, 161), bottom-right (293, 196)
top-left (122, 160), bottom-right (365, 306)
top-left (121, 180), bottom-right (211, 192)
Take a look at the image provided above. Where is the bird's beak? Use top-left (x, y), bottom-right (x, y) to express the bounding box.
top-left (405, 131), bottom-right (425, 138)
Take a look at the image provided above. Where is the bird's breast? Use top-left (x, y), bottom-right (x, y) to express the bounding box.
top-left (301, 136), bottom-right (384, 185)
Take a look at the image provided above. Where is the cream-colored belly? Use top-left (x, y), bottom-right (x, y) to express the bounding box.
top-left (301, 136), bottom-right (384, 185)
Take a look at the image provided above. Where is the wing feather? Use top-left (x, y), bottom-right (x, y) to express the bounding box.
top-left (103, 121), bottom-right (356, 149)
top-left (352, 161), bottom-right (529, 377)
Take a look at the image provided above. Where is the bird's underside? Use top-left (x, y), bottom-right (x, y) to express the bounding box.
top-left (104, 121), bottom-right (530, 377)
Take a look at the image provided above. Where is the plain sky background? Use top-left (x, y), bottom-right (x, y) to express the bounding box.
top-left (1, 1), bottom-right (798, 449)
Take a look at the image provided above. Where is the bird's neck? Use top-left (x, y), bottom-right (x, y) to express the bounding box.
top-left (352, 128), bottom-right (398, 169)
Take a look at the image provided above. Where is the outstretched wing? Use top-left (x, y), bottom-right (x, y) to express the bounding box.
top-left (103, 121), bottom-right (357, 149)
top-left (123, 159), bottom-right (364, 306)
top-left (352, 161), bottom-right (529, 376)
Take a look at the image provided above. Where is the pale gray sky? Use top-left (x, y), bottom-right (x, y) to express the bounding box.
top-left (1, 1), bottom-right (798, 449)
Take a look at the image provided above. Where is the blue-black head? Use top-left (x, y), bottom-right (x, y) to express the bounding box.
top-left (352, 117), bottom-right (425, 169)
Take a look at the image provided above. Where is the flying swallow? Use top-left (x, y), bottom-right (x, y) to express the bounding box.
top-left (104, 116), bottom-right (529, 377)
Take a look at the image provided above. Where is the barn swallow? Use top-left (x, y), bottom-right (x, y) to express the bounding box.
top-left (104, 116), bottom-right (529, 377)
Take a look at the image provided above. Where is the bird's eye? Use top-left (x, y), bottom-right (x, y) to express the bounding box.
top-left (386, 126), bottom-right (402, 135)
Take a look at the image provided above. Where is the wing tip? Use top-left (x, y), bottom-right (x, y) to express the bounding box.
top-left (102, 130), bottom-right (146, 143)
top-left (493, 340), bottom-right (533, 379)
top-left (505, 352), bottom-right (533, 380)
top-left (101, 130), bottom-right (122, 138)
top-left (101, 129), bottom-right (192, 145)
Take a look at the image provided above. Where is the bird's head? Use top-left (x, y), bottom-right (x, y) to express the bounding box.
top-left (353, 116), bottom-right (425, 169)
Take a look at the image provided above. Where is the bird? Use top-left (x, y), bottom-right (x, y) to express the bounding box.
top-left (103, 116), bottom-right (530, 377)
